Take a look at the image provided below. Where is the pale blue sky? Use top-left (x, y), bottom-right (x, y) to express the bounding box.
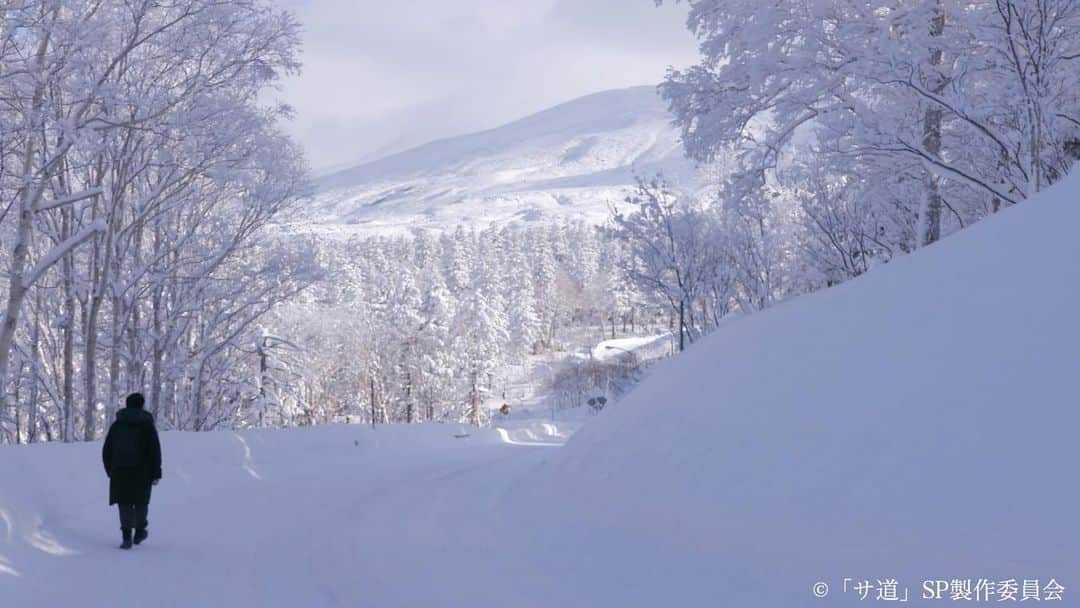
top-left (275, 0), bottom-right (696, 172)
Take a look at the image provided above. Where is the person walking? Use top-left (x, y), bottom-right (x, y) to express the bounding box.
top-left (102, 392), bottom-right (162, 550)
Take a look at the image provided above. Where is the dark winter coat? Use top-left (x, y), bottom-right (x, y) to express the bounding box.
top-left (102, 407), bottom-right (162, 505)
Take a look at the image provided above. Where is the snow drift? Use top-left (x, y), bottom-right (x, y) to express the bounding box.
top-left (510, 171), bottom-right (1080, 605)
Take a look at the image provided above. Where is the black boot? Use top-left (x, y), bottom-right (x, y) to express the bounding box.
top-left (133, 504), bottom-right (149, 545)
top-left (120, 529), bottom-right (133, 550)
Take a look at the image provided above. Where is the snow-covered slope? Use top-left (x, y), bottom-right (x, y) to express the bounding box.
top-left (293, 86), bottom-right (694, 235)
top-left (512, 171), bottom-right (1080, 605)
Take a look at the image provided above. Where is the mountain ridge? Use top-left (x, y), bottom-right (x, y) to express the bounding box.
top-left (295, 86), bottom-right (695, 235)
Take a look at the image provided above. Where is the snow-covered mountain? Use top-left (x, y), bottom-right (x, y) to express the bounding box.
top-left (294, 86), bottom-right (695, 235)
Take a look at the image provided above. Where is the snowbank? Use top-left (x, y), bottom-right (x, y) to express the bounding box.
top-left (511, 173), bottom-right (1080, 605)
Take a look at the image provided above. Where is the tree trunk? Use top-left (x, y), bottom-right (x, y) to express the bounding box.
top-left (85, 187), bottom-right (119, 439)
top-left (27, 294), bottom-right (42, 443)
top-left (108, 294), bottom-right (123, 423)
top-left (920, 0), bottom-right (946, 247)
top-left (468, 370), bottom-right (480, 427)
top-left (84, 303), bottom-right (100, 440)
top-left (191, 357), bottom-right (207, 431)
top-left (678, 299), bottom-right (686, 352)
top-left (127, 221), bottom-right (144, 391)
top-left (62, 211), bottom-right (76, 442)
top-left (0, 26), bottom-right (50, 422)
top-left (404, 370), bottom-right (413, 424)
top-left (84, 232), bottom-right (107, 440)
top-left (12, 368), bottom-right (24, 444)
top-left (150, 286), bottom-right (163, 417)
top-left (369, 375), bottom-right (377, 429)
top-left (258, 338), bottom-right (268, 427)
top-left (150, 222), bottom-right (165, 419)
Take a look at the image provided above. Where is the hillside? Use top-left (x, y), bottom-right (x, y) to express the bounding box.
top-left (1, 172), bottom-right (1076, 607)
top-left (510, 171), bottom-right (1080, 604)
top-left (291, 86), bottom-right (695, 235)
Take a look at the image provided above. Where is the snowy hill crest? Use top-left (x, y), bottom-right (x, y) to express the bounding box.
top-left (293, 86), bottom-right (695, 235)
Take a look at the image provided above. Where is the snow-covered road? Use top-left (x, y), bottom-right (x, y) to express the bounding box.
top-left (0, 421), bottom-right (576, 608)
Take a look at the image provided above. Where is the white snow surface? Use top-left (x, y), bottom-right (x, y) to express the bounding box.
top-left (522, 171), bottom-right (1080, 605)
top-left (3, 173), bottom-right (1079, 606)
top-left (591, 333), bottom-right (672, 362)
top-left (287, 86), bottom-right (696, 236)
top-left (0, 420), bottom-right (573, 607)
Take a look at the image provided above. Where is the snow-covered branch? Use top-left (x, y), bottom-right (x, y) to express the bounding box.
top-left (34, 187), bottom-right (102, 212)
top-left (21, 219), bottom-right (108, 290)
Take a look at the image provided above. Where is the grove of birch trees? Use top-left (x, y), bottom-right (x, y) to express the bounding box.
top-left (0, 0), bottom-right (311, 442)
